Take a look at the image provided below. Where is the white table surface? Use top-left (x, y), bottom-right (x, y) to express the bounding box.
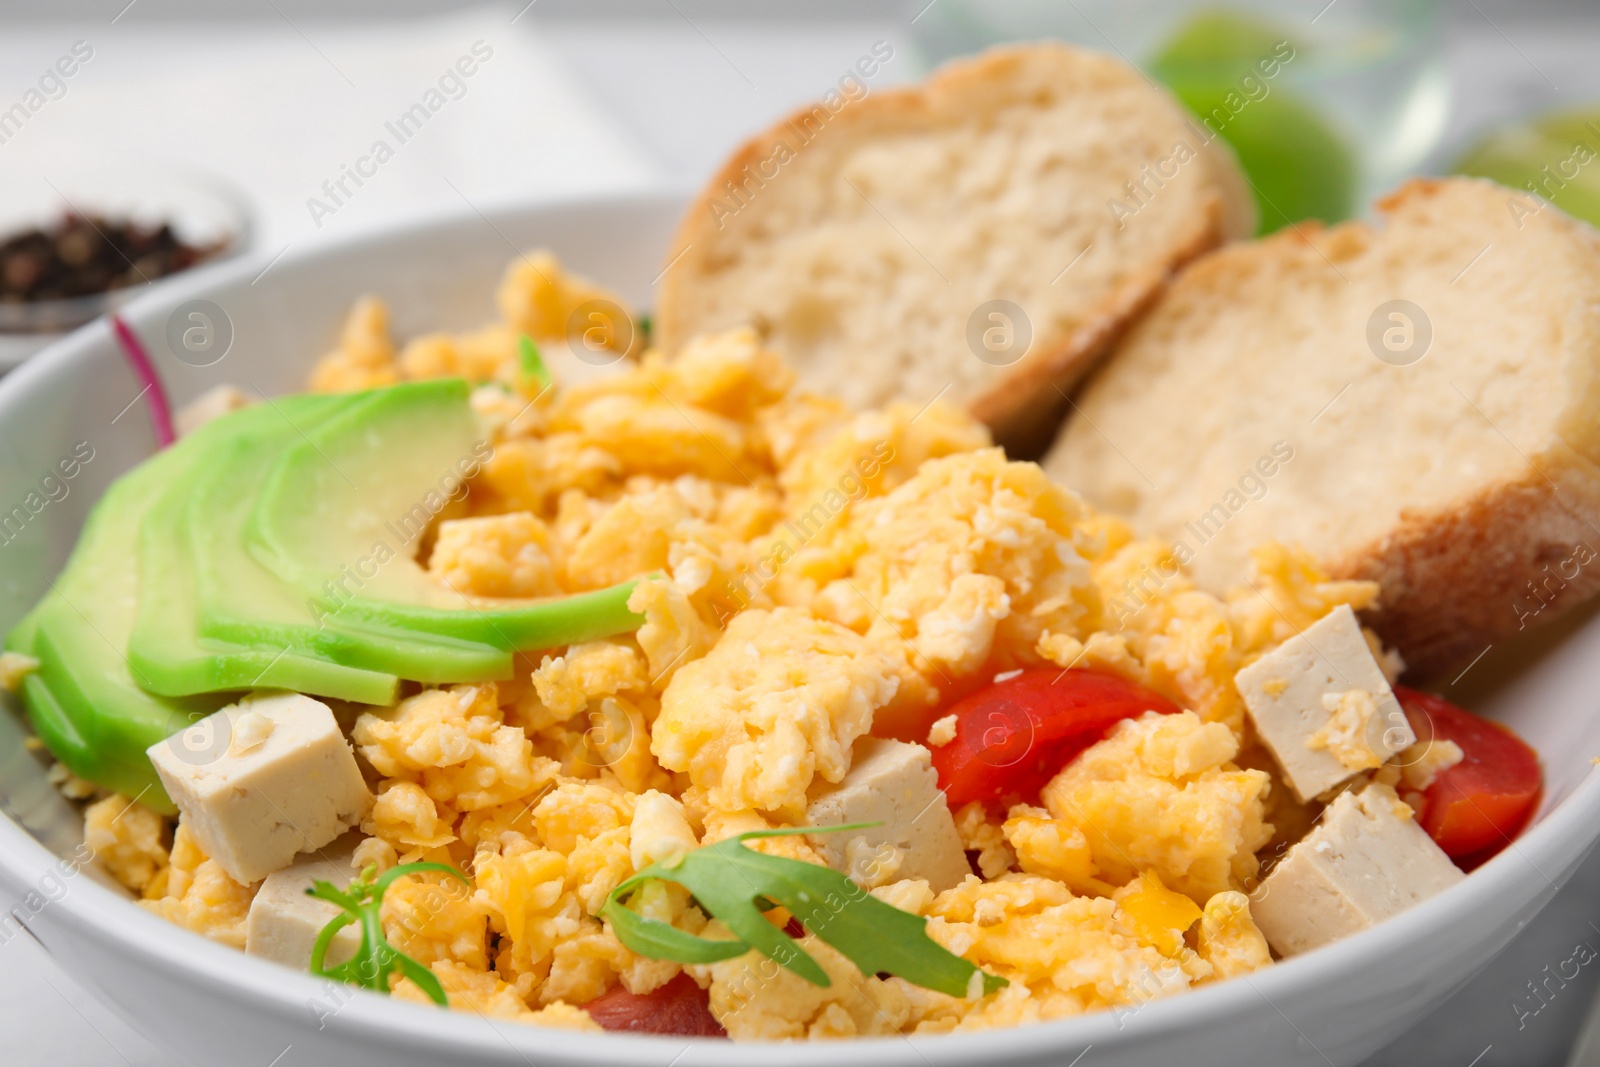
top-left (6, 5), bottom-right (1600, 1065)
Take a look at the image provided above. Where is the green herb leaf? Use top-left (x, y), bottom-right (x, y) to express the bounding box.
top-left (518, 335), bottom-right (553, 390)
top-left (307, 861), bottom-right (470, 1006)
top-left (604, 902), bottom-right (752, 964)
top-left (601, 826), bottom-right (1006, 998)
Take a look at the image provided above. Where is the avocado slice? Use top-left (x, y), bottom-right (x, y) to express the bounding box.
top-left (24, 442), bottom-right (224, 813)
top-left (187, 413), bottom-right (514, 684)
top-left (21, 671), bottom-right (166, 806)
top-left (247, 378), bottom-right (643, 650)
top-left (127, 397), bottom-right (400, 704)
top-left (9, 378), bottom-right (647, 807)
top-left (23, 397), bottom-right (400, 810)
top-left (11, 598), bottom-right (169, 805)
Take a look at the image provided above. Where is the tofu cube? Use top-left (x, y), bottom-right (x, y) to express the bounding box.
top-left (1234, 604), bottom-right (1414, 801)
top-left (148, 692), bottom-right (372, 885)
top-left (806, 738), bottom-right (970, 892)
top-left (1249, 784), bottom-right (1462, 957)
top-left (245, 833), bottom-right (363, 971)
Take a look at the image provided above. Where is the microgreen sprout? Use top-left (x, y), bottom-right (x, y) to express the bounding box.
top-left (306, 861), bottom-right (470, 1006)
top-left (602, 825), bottom-right (1006, 997)
top-left (519, 334), bottom-right (553, 391)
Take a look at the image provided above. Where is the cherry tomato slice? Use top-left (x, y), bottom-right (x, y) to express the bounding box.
top-left (1396, 686), bottom-right (1541, 862)
top-left (583, 973), bottom-right (727, 1037)
top-left (930, 668), bottom-right (1183, 808)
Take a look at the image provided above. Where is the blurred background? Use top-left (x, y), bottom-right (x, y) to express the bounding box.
top-left (4, 0), bottom-right (1600, 368)
top-left (3, 1), bottom-right (1600, 1063)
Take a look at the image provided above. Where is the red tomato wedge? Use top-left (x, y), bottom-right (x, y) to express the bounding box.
top-left (583, 973), bottom-right (727, 1037)
top-left (1396, 686), bottom-right (1541, 862)
top-left (930, 668), bottom-right (1183, 808)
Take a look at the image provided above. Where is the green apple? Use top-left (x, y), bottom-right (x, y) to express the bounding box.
top-left (1151, 8), bottom-right (1357, 234)
top-left (1455, 109), bottom-right (1600, 229)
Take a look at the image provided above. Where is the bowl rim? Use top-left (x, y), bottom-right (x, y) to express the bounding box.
top-left (1, 186), bottom-right (1598, 1065)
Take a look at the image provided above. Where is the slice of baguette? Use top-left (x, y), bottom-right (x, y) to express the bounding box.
top-left (656, 42), bottom-right (1254, 452)
top-left (1043, 177), bottom-right (1600, 679)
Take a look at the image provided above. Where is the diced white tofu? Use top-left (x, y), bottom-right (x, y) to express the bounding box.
top-left (1234, 604), bottom-right (1414, 801)
top-left (1249, 784), bottom-right (1462, 957)
top-left (148, 692), bottom-right (373, 885)
top-left (176, 384), bottom-right (253, 437)
top-left (245, 833), bottom-right (363, 971)
top-left (805, 738), bottom-right (969, 892)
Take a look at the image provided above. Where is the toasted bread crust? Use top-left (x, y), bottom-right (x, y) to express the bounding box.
top-left (1341, 182), bottom-right (1600, 677)
top-left (965, 189), bottom-right (1234, 438)
top-left (1044, 176), bottom-right (1600, 680)
top-left (658, 43), bottom-right (1254, 444)
top-left (1332, 448), bottom-right (1600, 680)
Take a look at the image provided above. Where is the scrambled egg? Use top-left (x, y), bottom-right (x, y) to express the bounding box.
top-left (140, 823), bottom-right (254, 949)
top-left (92, 251), bottom-right (1414, 1038)
top-left (82, 794), bottom-right (169, 894)
top-left (654, 607), bottom-right (902, 817)
top-left (1034, 711), bottom-right (1272, 902)
top-left (696, 929), bottom-right (912, 1039)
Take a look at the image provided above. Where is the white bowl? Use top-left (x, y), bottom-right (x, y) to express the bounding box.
top-left (1, 190), bottom-right (1598, 1067)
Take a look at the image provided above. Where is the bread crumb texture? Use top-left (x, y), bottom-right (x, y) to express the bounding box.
top-left (1047, 177), bottom-right (1600, 677)
top-left (658, 43), bottom-right (1253, 433)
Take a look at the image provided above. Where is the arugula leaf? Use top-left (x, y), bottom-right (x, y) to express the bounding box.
top-left (606, 904), bottom-right (752, 965)
top-left (307, 861), bottom-right (469, 1006)
top-left (601, 826), bottom-right (1006, 998)
top-left (518, 335), bottom-right (553, 390)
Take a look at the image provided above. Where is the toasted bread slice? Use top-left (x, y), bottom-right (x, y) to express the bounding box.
top-left (657, 43), bottom-right (1254, 452)
top-left (1044, 177), bottom-right (1600, 679)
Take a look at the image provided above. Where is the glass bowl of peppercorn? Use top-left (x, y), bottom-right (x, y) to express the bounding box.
top-left (0, 163), bottom-right (251, 369)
